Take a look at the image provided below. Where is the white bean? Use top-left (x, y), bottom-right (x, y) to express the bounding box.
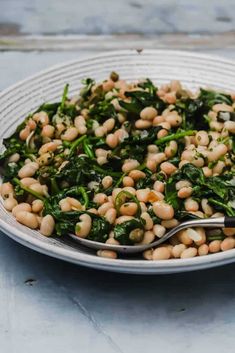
top-left (75, 214), bottom-right (92, 238)
top-left (16, 211), bottom-right (38, 229)
top-left (153, 201), bottom-right (174, 220)
top-left (18, 162), bottom-right (39, 179)
top-left (12, 203), bottom-right (31, 217)
top-left (141, 212), bottom-right (154, 230)
top-left (40, 215), bottom-right (55, 236)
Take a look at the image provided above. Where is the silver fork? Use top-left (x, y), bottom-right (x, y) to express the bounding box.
top-left (69, 216), bottom-right (235, 254)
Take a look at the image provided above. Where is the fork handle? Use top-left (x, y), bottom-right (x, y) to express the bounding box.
top-left (224, 216), bottom-right (235, 228)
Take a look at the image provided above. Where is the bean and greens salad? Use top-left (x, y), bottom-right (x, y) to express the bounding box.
top-left (1, 72), bottom-right (235, 260)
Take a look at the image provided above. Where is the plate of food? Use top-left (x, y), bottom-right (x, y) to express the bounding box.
top-left (1, 49), bottom-right (235, 274)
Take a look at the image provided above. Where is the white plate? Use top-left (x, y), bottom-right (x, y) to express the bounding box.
top-left (1, 49), bottom-right (235, 274)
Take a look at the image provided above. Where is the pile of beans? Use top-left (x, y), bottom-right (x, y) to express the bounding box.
top-left (1, 74), bottom-right (235, 261)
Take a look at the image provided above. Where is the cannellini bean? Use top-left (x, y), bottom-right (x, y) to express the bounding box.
top-left (177, 229), bottom-right (193, 245)
top-left (95, 148), bottom-right (108, 157)
top-left (95, 126), bottom-right (107, 137)
top-left (21, 178), bottom-right (39, 187)
top-left (148, 144), bottom-right (159, 153)
top-left (75, 214), bottom-right (92, 238)
top-left (135, 119), bottom-right (152, 129)
top-left (61, 127), bottom-right (79, 141)
top-left (115, 215), bottom-right (134, 224)
top-left (141, 212), bottom-right (154, 230)
top-left (8, 153), bottom-right (20, 163)
top-left (165, 112), bottom-right (182, 127)
top-left (150, 152), bottom-right (166, 165)
top-left (153, 115), bottom-right (165, 125)
top-left (123, 186), bottom-right (137, 197)
top-left (120, 202), bottom-right (138, 216)
top-left (97, 157), bottom-right (107, 165)
top-left (157, 121), bottom-right (171, 131)
top-left (212, 103), bottom-right (233, 112)
top-left (161, 219), bottom-right (179, 228)
top-left (143, 249), bottom-right (153, 260)
top-left (157, 129), bottom-right (168, 139)
top-left (152, 247), bottom-right (171, 260)
top-left (140, 107), bottom-right (158, 120)
top-left (16, 211), bottom-right (38, 229)
top-left (40, 215), bottom-right (55, 236)
top-left (0, 182), bottom-right (14, 198)
top-left (153, 201), bottom-right (174, 220)
top-left (39, 142), bottom-right (58, 155)
top-left (93, 193), bottom-right (108, 205)
top-left (180, 247), bottom-right (197, 259)
top-left (212, 161), bottom-right (225, 175)
top-left (106, 133), bottom-right (118, 148)
top-left (3, 195), bottom-right (18, 211)
top-left (87, 208), bottom-right (98, 215)
top-left (153, 181), bottom-right (165, 193)
top-left (202, 167), bottom-right (213, 177)
top-left (29, 183), bottom-right (47, 196)
top-left (33, 111), bottom-right (49, 126)
top-left (27, 118), bottom-right (37, 130)
top-left (19, 127), bottom-right (30, 140)
top-left (105, 208), bottom-right (117, 224)
top-left (164, 92), bottom-right (176, 104)
top-left (160, 162), bottom-right (177, 175)
top-left (97, 250), bottom-right (117, 259)
top-left (210, 121), bottom-right (225, 131)
top-left (106, 237), bottom-right (120, 245)
top-left (223, 228), bottom-right (235, 236)
top-left (12, 203), bottom-right (31, 217)
top-left (172, 244), bottom-right (187, 258)
top-left (114, 129), bottom-right (129, 142)
top-left (165, 140), bottom-right (178, 158)
top-left (146, 159), bottom-right (157, 172)
top-left (209, 240), bottom-right (221, 253)
top-left (195, 131), bottom-right (209, 146)
top-left (198, 244), bottom-right (209, 256)
top-left (194, 227), bottom-right (206, 246)
top-left (74, 115), bottom-right (86, 127)
top-left (153, 224), bottom-right (166, 238)
top-left (18, 162), bottom-right (39, 178)
top-left (123, 176), bottom-right (134, 187)
top-left (117, 113), bottom-right (126, 123)
top-left (139, 231), bottom-right (155, 245)
top-left (103, 118), bottom-right (115, 132)
top-left (98, 202), bottom-right (113, 216)
top-left (32, 199), bottom-right (44, 213)
top-left (59, 198), bottom-right (71, 212)
top-left (102, 176), bottom-right (113, 189)
top-left (221, 237), bottom-right (235, 251)
top-left (136, 188), bottom-right (150, 203)
top-left (184, 198), bottom-right (199, 212)
top-left (102, 79), bottom-right (115, 92)
top-left (112, 188), bottom-right (122, 201)
top-left (77, 124), bottom-right (87, 135)
top-left (177, 187), bottom-right (193, 199)
top-left (41, 125), bottom-right (55, 138)
top-left (122, 159), bottom-right (140, 173)
top-left (208, 144), bottom-right (227, 162)
top-left (224, 120), bottom-right (235, 133)
top-left (129, 170), bottom-right (146, 180)
top-left (67, 197), bottom-right (84, 211)
top-left (201, 199), bottom-right (213, 216)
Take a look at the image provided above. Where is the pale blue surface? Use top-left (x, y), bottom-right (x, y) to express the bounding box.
top-left (0, 0), bottom-right (235, 35)
top-left (1, 49), bottom-right (235, 352)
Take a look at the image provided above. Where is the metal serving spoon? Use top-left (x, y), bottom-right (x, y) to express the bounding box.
top-left (69, 216), bottom-right (235, 254)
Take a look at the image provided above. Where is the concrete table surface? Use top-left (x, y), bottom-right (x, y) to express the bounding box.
top-left (1, 1), bottom-right (235, 351)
